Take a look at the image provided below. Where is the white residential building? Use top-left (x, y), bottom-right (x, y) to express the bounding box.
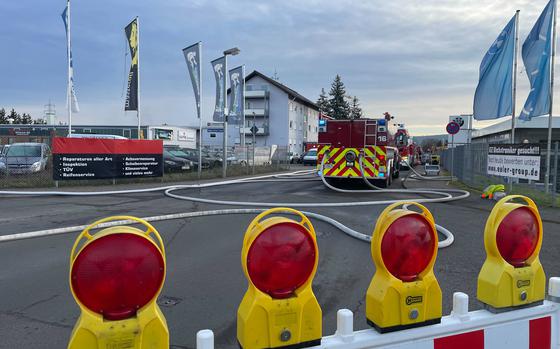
top-left (203, 70), bottom-right (319, 156)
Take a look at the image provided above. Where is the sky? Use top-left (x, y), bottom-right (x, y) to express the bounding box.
top-left (0, 0), bottom-right (558, 135)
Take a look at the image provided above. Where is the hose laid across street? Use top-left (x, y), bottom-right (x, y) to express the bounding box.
top-left (0, 164), bottom-right (468, 248)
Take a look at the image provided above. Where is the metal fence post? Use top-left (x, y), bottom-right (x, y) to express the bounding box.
top-left (553, 142), bottom-right (559, 206)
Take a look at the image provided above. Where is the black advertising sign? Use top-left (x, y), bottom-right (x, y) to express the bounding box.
top-left (52, 138), bottom-right (163, 180)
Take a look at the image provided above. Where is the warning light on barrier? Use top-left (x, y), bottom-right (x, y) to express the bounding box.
top-left (238, 208), bottom-right (321, 349)
top-left (67, 216), bottom-right (168, 349)
top-left (366, 202), bottom-right (441, 333)
top-left (477, 195), bottom-right (545, 312)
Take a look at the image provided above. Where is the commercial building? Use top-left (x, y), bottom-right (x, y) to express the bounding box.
top-left (203, 70), bottom-right (320, 156)
top-left (471, 116), bottom-right (560, 144)
top-left (0, 124), bottom-right (197, 148)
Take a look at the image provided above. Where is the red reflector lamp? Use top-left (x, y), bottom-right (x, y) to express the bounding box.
top-left (366, 202), bottom-right (441, 333)
top-left (477, 195), bottom-right (545, 312)
top-left (238, 208), bottom-right (321, 349)
top-left (68, 216), bottom-right (168, 349)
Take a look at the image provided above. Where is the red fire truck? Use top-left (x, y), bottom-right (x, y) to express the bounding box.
top-left (394, 125), bottom-right (420, 166)
top-left (317, 113), bottom-right (400, 187)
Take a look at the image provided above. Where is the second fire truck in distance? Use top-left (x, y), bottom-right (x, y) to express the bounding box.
top-left (394, 124), bottom-right (422, 167)
top-left (316, 112), bottom-right (400, 188)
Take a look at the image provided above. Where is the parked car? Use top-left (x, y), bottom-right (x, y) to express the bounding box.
top-left (0, 145), bottom-right (6, 157)
top-left (163, 150), bottom-right (193, 172)
top-left (0, 143), bottom-right (50, 175)
top-left (424, 164), bottom-right (441, 176)
top-left (288, 152), bottom-right (301, 164)
top-left (165, 148), bottom-right (211, 169)
top-left (302, 149), bottom-right (318, 166)
top-left (201, 150), bottom-right (224, 167)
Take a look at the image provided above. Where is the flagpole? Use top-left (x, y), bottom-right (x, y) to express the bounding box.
top-left (511, 10), bottom-right (520, 145)
top-left (546, 0), bottom-right (557, 193)
top-left (508, 10), bottom-right (520, 193)
top-left (67, 0), bottom-right (72, 135)
top-left (136, 16), bottom-right (141, 139)
top-left (223, 54), bottom-right (228, 178)
top-left (198, 42), bottom-right (203, 179)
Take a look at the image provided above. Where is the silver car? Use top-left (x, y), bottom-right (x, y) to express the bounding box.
top-left (302, 149), bottom-right (318, 166)
top-left (0, 143), bottom-right (50, 175)
top-left (424, 164), bottom-right (441, 176)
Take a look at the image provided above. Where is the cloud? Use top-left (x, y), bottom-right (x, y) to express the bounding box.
top-left (0, 0), bottom-right (557, 136)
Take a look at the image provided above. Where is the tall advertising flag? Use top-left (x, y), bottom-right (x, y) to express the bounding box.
top-left (211, 56), bottom-right (226, 122)
top-left (228, 65), bottom-right (245, 125)
top-left (182, 43), bottom-right (202, 118)
top-left (473, 15), bottom-right (516, 120)
top-left (520, 0), bottom-right (554, 121)
top-left (61, 1), bottom-right (79, 114)
top-left (125, 18), bottom-right (139, 111)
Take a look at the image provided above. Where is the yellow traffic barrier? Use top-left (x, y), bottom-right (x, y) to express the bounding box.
top-left (67, 216), bottom-right (168, 349)
top-left (238, 208), bottom-right (321, 349)
top-left (477, 195), bottom-right (545, 312)
top-left (366, 202), bottom-right (441, 333)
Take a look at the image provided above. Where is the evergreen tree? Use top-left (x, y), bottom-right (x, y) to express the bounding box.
top-left (349, 96), bottom-right (363, 119)
top-left (328, 75), bottom-right (350, 119)
top-left (0, 108), bottom-right (7, 124)
top-left (33, 118), bottom-right (47, 125)
top-left (21, 113), bottom-right (33, 124)
top-left (316, 88), bottom-right (331, 115)
top-left (8, 108), bottom-right (21, 124)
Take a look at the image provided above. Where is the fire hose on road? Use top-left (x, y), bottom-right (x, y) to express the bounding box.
top-left (0, 163), bottom-right (469, 247)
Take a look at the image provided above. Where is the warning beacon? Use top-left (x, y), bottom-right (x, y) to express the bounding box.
top-left (478, 195), bottom-right (545, 312)
top-left (238, 208), bottom-right (321, 349)
top-left (67, 216), bottom-right (168, 349)
top-left (366, 202), bottom-right (442, 333)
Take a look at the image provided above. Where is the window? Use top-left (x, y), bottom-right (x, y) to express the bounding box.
top-left (7, 144), bottom-right (41, 157)
top-left (289, 120), bottom-right (293, 129)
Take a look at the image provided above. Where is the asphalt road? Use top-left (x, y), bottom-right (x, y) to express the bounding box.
top-left (1, 169), bottom-right (559, 348)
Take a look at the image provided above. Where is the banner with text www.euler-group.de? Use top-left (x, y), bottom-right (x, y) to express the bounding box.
top-left (487, 144), bottom-right (541, 180)
top-left (52, 137), bottom-right (163, 180)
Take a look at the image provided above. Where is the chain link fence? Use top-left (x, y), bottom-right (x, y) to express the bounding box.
top-left (0, 143), bottom-right (294, 189)
top-left (441, 142), bottom-right (560, 204)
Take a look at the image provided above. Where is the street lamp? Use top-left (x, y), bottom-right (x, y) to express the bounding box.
top-left (222, 46), bottom-right (241, 178)
top-left (223, 47), bottom-right (240, 56)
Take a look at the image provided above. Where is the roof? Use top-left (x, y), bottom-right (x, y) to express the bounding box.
top-left (472, 116), bottom-right (560, 139)
top-left (244, 70), bottom-right (319, 110)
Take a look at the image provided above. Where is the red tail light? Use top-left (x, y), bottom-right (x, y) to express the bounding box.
top-left (71, 233), bottom-right (165, 320)
top-left (247, 222), bottom-right (316, 299)
top-left (496, 207), bottom-right (539, 267)
top-left (381, 214), bottom-right (436, 282)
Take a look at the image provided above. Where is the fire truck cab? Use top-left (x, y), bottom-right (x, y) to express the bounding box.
top-left (317, 116), bottom-right (399, 188)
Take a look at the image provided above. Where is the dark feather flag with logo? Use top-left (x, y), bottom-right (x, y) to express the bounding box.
top-left (124, 18), bottom-right (139, 111)
top-left (182, 43), bottom-right (201, 118)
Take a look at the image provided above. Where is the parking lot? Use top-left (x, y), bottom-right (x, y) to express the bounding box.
top-left (1, 169), bottom-right (560, 348)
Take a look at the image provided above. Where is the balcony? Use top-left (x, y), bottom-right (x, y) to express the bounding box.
top-left (245, 108), bottom-right (267, 117)
top-left (245, 90), bottom-right (267, 98)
